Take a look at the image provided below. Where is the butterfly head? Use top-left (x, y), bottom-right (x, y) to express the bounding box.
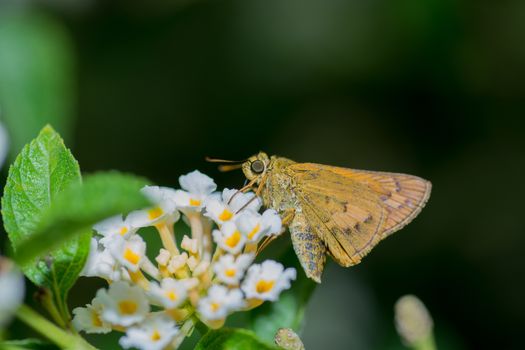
top-left (242, 152), bottom-right (270, 182)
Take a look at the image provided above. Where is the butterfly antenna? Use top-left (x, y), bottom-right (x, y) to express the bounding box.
top-left (218, 164), bottom-right (243, 172)
top-left (205, 156), bottom-right (246, 172)
top-left (205, 157), bottom-right (246, 163)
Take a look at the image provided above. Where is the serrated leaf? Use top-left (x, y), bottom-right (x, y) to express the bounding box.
top-left (249, 248), bottom-right (316, 342)
top-left (194, 328), bottom-right (279, 350)
top-left (1, 125), bottom-right (86, 301)
top-left (0, 12), bottom-right (75, 158)
top-left (15, 172), bottom-right (150, 265)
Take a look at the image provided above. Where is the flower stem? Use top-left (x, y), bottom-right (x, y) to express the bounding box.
top-left (15, 304), bottom-right (97, 350)
top-left (188, 213), bottom-right (203, 245)
top-left (156, 223), bottom-right (180, 255)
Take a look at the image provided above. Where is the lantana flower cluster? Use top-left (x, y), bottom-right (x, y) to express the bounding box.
top-left (73, 170), bottom-right (296, 350)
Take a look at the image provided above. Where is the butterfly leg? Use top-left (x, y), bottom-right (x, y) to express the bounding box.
top-left (280, 208), bottom-right (296, 227)
top-left (254, 173), bottom-right (268, 196)
top-left (257, 208), bottom-right (295, 254)
top-left (236, 173), bottom-right (269, 213)
top-left (227, 178), bottom-right (258, 205)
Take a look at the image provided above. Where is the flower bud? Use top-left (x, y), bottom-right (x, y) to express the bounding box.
top-left (394, 294), bottom-right (434, 347)
top-left (0, 257), bottom-right (25, 327)
top-left (155, 249), bottom-right (171, 266)
top-left (274, 328), bottom-right (304, 350)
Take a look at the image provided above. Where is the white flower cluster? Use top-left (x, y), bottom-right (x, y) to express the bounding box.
top-left (74, 170), bottom-right (296, 350)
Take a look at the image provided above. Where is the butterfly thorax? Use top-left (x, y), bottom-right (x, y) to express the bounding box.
top-left (260, 156), bottom-right (300, 214)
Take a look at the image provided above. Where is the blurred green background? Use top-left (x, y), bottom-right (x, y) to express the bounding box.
top-left (1, 0), bottom-right (524, 349)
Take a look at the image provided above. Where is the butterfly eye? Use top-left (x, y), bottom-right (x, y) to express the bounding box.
top-left (250, 160), bottom-right (265, 174)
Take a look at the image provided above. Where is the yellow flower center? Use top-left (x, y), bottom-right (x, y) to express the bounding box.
top-left (210, 302), bottom-right (221, 312)
top-left (119, 226), bottom-right (129, 236)
top-left (92, 312), bottom-right (103, 327)
top-left (189, 198), bottom-right (201, 206)
top-left (225, 268), bottom-right (236, 277)
top-left (225, 230), bottom-right (241, 248)
top-left (255, 279), bottom-right (275, 294)
top-left (148, 207), bottom-right (164, 220)
top-left (247, 223), bottom-right (261, 240)
top-left (218, 209), bottom-right (233, 221)
top-left (165, 291), bottom-right (178, 301)
top-left (151, 330), bottom-right (161, 341)
top-left (118, 300), bottom-right (138, 315)
top-left (124, 248), bottom-right (140, 265)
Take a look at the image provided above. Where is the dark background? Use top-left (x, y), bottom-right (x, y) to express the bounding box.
top-left (1, 1), bottom-right (524, 349)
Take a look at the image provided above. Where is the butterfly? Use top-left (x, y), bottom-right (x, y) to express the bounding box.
top-left (208, 152), bottom-right (431, 283)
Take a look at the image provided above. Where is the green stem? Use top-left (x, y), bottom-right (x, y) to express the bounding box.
top-left (49, 264), bottom-right (71, 328)
top-left (15, 304), bottom-right (96, 350)
top-left (39, 288), bottom-right (67, 329)
top-left (413, 335), bottom-right (437, 350)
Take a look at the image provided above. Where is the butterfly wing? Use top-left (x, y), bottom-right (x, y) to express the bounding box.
top-left (285, 163), bottom-right (431, 272)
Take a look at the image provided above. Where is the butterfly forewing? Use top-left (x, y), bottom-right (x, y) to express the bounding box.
top-left (328, 167), bottom-right (432, 238)
top-left (285, 163), bottom-right (431, 268)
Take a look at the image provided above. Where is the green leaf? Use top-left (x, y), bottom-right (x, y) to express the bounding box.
top-left (15, 171), bottom-right (150, 265)
top-left (1, 125), bottom-right (85, 299)
top-left (0, 12), bottom-right (75, 158)
top-left (194, 328), bottom-right (280, 350)
top-left (249, 248), bottom-right (317, 342)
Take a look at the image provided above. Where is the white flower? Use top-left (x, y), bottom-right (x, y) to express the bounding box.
top-left (214, 254), bottom-right (253, 285)
top-left (173, 170), bottom-right (216, 212)
top-left (127, 186), bottom-right (180, 228)
top-left (97, 281), bottom-right (150, 327)
top-left (236, 209), bottom-right (282, 243)
top-left (120, 313), bottom-right (179, 350)
top-left (0, 257), bottom-right (24, 327)
top-left (107, 235), bottom-right (146, 272)
top-left (81, 238), bottom-right (124, 281)
top-left (212, 221), bottom-right (246, 254)
top-left (204, 188), bottom-right (262, 225)
top-left (94, 215), bottom-right (136, 240)
top-left (149, 278), bottom-right (188, 309)
top-left (197, 285), bottom-right (245, 321)
top-left (241, 260), bottom-right (296, 301)
top-left (72, 296), bottom-right (112, 334)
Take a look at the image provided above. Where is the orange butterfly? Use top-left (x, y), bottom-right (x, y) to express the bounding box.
top-left (209, 152), bottom-right (431, 283)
